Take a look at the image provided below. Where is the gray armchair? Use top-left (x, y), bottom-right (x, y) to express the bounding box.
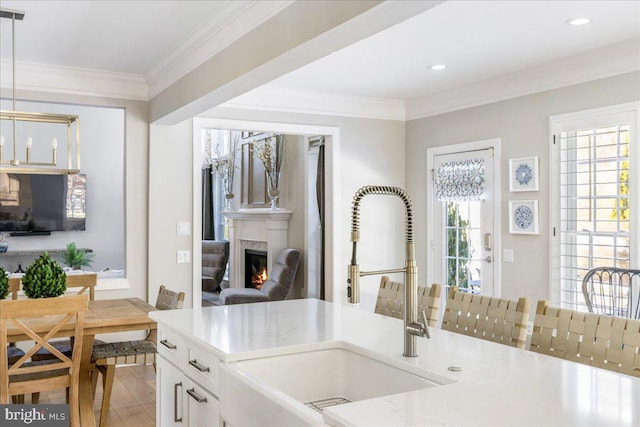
top-left (219, 248), bottom-right (301, 305)
top-left (202, 240), bottom-right (229, 306)
top-left (202, 240), bottom-right (229, 291)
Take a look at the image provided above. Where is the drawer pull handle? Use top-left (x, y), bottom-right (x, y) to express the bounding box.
top-left (187, 388), bottom-right (208, 403)
top-left (174, 382), bottom-right (183, 422)
top-left (188, 359), bottom-right (210, 372)
top-left (161, 339), bottom-right (177, 350)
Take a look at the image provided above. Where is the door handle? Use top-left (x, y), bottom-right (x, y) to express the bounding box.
top-left (483, 256), bottom-right (492, 263)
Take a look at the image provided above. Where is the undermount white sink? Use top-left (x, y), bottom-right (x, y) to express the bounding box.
top-left (231, 345), bottom-right (440, 413)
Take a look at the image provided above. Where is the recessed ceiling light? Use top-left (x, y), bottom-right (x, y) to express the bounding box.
top-left (566, 17), bottom-right (590, 26)
top-left (429, 64), bottom-right (447, 71)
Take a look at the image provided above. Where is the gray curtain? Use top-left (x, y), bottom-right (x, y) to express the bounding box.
top-left (202, 167), bottom-right (214, 240)
top-left (316, 141), bottom-right (325, 300)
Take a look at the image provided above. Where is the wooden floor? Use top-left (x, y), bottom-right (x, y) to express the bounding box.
top-left (37, 365), bottom-right (156, 427)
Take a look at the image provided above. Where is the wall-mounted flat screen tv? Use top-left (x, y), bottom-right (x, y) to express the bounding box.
top-left (0, 173), bottom-right (86, 233)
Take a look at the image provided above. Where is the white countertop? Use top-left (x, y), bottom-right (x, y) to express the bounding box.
top-left (150, 299), bottom-right (640, 426)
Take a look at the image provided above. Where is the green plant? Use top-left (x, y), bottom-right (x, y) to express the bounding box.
top-left (0, 266), bottom-right (8, 299)
top-left (60, 242), bottom-right (94, 270)
top-left (22, 252), bottom-right (67, 298)
top-left (446, 202), bottom-right (471, 289)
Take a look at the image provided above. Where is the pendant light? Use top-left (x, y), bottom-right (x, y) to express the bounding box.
top-left (0, 8), bottom-right (80, 174)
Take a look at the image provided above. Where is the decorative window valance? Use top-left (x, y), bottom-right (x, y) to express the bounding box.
top-left (434, 158), bottom-right (485, 201)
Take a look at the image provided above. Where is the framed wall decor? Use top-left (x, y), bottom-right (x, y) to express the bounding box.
top-left (509, 156), bottom-right (539, 192)
top-left (509, 200), bottom-right (538, 235)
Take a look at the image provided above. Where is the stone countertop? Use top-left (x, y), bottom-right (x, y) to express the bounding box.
top-left (150, 298), bottom-right (640, 426)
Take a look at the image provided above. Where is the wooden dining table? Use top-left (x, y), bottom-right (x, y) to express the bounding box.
top-left (5, 297), bottom-right (157, 427)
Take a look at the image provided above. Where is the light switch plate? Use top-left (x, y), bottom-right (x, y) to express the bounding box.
top-left (503, 249), bottom-right (514, 263)
top-left (177, 250), bottom-right (190, 264)
top-left (176, 221), bottom-right (191, 236)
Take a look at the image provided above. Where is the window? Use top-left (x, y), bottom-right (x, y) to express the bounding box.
top-left (203, 129), bottom-right (234, 240)
top-left (551, 103), bottom-right (639, 310)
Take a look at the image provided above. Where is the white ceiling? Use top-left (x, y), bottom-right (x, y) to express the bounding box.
top-left (265, 0), bottom-right (640, 101)
top-left (0, 1), bottom-right (639, 118)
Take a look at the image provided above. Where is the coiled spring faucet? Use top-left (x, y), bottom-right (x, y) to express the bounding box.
top-left (347, 185), bottom-right (430, 357)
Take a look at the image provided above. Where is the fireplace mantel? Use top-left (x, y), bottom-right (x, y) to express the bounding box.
top-left (223, 209), bottom-right (292, 221)
top-left (223, 209), bottom-right (292, 288)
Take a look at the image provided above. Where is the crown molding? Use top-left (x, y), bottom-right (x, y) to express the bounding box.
top-left (147, 0), bottom-right (294, 99)
top-left (221, 86), bottom-right (406, 121)
top-left (406, 39), bottom-right (640, 121)
top-left (0, 59), bottom-right (148, 100)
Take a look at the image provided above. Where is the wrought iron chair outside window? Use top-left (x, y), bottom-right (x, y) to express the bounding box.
top-left (582, 267), bottom-right (640, 319)
top-left (0, 294), bottom-right (88, 427)
top-left (91, 285), bottom-right (185, 427)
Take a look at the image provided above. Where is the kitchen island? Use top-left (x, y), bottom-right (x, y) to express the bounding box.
top-left (150, 298), bottom-right (640, 426)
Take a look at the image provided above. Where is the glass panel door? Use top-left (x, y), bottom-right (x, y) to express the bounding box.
top-left (433, 148), bottom-right (495, 295)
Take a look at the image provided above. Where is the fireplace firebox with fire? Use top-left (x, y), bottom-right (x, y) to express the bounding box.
top-left (245, 249), bottom-right (268, 289)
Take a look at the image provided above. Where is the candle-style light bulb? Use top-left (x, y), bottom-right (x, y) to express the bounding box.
top-left (26, 136), bottom-right (32, 163)
top-left (51, 137), bottom-right (58, 165)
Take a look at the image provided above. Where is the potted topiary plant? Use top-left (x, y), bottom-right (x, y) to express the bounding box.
top-left (60, 242), bottom-right (94, 270)
top-left (0, 266), bottom-right (8, 299)
top-left (22, 252), bottom-right (67, 298)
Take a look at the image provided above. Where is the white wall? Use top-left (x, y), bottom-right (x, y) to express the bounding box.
top-left (148, 108), bottom-right (406, 312)
top-left (406, 71), bottom-right (640, 303)
top-left (148, 120), bottom-right (194, 306)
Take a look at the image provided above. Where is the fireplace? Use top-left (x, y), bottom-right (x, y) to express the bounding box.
top-left (223, 209), bottom-right (291, 289)
top-left (245, 249), bottom-right (268, 289)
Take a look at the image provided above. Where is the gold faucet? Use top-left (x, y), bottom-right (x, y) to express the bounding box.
top-left (347, 185), bottom-right (430, 357)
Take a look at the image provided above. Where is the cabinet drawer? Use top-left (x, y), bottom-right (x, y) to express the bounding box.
top-left (184, 377), bottom-right (220, 427)
top-left (186, 341), bottom-right (220, 397)
top-left (157, 326), bottom-right (187, 365)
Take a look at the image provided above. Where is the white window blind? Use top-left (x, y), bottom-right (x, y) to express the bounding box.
top-left (557, 123), bottom-right (631, 310)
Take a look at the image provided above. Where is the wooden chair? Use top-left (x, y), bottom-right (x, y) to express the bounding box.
top-left (31, 273), bottom-right (99, 362)
top-left (374, 276), bottom-right (442, 327)
top-left (530, 300), bottom-right (640, 377)
top-left (8, 277), bottom-right (20, 300)
top-left (0, 294), bottom-right (88, 427)
top-left (5, 277), bottom-right (25, 402)
top-left (442, 286), bottom-right (530, 349)
top-left (91, 285), bottom-right (185, 427)
top-left (66, 272), bottom-right (99, 301)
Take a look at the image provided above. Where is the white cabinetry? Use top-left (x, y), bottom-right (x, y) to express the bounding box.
top-left (156, 326), bottom-right (220, 427)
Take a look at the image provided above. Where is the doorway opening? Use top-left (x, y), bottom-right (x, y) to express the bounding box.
top-left (192, 118), bottom-right (340, 308)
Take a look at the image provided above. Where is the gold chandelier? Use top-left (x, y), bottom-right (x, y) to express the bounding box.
top-left (0, 8), bottom-right (80, 174)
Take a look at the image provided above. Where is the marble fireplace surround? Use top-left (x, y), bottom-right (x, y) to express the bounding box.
top-left (223, 209), bottom-right (292, 289)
